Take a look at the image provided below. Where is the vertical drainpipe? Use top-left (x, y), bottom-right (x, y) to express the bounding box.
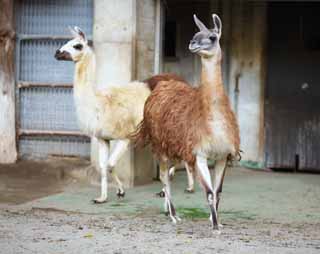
top-left (154, 0), bottom-right (162, 75)
top-left (153, 0), bottom-right (162, 180)
top-left (234, 72), bottom-right (241, 119)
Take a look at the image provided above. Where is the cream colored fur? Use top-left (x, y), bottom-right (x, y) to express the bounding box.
top-left (56, 27), bottom-right (152, 203)
top-left (73, 49), bottom-right (150, 140)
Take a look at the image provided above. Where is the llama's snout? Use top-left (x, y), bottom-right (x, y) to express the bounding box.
top-left (189, 40), bottom-right (200, 53)
top-left (54, 49), bottom-right (72, 61)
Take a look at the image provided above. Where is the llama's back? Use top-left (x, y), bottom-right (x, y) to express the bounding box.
top-left (144, 73), bottom-right (188, 91)
top-left (134, 80), bottom-right (210, 166)
top-left (99, 81), bottom-right (151, 139)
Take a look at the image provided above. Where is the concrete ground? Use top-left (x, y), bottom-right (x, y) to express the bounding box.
top-left (0, 159), bottom-right (319, 254)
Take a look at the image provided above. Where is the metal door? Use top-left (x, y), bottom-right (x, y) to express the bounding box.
top-left (265, 2), bottom-right (320, 171)
top-left (15, 0), bottom-right (93, 158)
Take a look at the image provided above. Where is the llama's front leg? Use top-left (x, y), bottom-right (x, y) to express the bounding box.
top-left (213, 158), bottom-right (227, 227)
top-left (107, 139), bottom-right (130, 198)
top-left (195, 155), bottom-right (220, 232)
top-left (185, 163), bottom-right (195, 193)
top-left (159, 161), bottom-right (181, 224)
top-left (93, 139), bottom-right (110, 204)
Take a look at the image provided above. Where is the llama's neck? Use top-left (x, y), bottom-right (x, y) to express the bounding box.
top-left (200, 50), bottom-right (224, 100)
top-left (74, 48), bottom-right (96, 94)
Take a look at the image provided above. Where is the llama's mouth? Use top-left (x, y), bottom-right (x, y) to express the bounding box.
top-left (54, 50), bottom-right (72, 61)
top-left (189, 45), bottom-right (201, 53)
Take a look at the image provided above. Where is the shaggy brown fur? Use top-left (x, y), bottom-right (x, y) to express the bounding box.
top-left (134, 80), bottom-right (210, 166)
top-left (144, 73), bottom-right (187, 91)
top-left (134, 64), bottom-right (240, 168)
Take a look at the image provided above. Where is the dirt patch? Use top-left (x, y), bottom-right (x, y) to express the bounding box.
top-left (0, 158), bottom-right (90, 204)
top-left (0, 208), bottom-right (319, 254)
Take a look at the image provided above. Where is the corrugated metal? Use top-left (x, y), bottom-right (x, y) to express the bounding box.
top-left (265, 3), bottom-right (320, 171)
top-left (15, 0), bottom-right (93, 158)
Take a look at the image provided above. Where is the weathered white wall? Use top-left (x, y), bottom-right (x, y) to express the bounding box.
top-left (92, 0), bottom-right (156, 187)
top-left (161, 0), bottom-right (267, 166)
top-left (0, 0), bottom-right (17, 163)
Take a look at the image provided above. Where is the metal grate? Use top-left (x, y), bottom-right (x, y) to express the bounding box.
top-left (16, 0), bottom-right (93, 36)
top-left (15, 0), bottom-right (93, 158)
top-left (20, 87), bottom-right (79, 131)
top-left (19, 39), bottom-right (74, 83)
top-left (19, 136), bottom-right (90, 158)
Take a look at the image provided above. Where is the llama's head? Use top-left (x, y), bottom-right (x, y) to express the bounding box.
top-left (55, 26), bottom-right (88, 62)
top-left (189, 14), bottom-right (222, 58)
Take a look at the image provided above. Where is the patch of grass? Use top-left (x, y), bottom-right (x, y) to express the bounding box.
top-left (110, 203), bottom-right (124, 207)
top-left (177, 208), bottom-right (209, 219)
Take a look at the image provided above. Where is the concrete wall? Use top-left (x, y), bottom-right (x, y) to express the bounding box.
top-left (92, 0), bottom-right (156, 187)
top-left (163, 1), bottom-right (210, 85)
top-left (0, 0), bottom-right (17, 163)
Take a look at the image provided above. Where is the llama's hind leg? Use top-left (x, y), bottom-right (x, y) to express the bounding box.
top-left (195, 155), bottom-right (220, 232)
top-left (159, 161), bottom-right (181, 224)
top-left (93, 139), bottom-right (110, 204)
top-left (185, 163), bottom-right (195, 193)
top-left (107, 139), bottom-right (130, 198)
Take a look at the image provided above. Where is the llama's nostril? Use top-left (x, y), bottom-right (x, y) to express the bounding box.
top-left (55, 49), bottom-right (60, 56)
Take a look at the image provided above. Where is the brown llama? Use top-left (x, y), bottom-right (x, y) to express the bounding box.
top-left (134, 14), bottom-right (240, 231)
top-left (143, 75), bottom-right (196, 193)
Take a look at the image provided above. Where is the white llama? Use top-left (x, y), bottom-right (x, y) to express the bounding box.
top-left (55, 27), bottom-right (194, 202)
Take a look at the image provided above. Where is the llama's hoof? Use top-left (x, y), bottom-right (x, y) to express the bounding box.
top-left (156, 190), bottom-right (165, 198)
top-left (164, 211), bottom-right (170, 216)
top-left (212, 229), bottom-right (222, 235)
top-left (184, 188), bottom-right (195, 194)
top-left (92, 197), bottom-right (107, 204)
top-left (170, 215), bottom-right (181, 224)
top-left (210, 222), bottom-right (222, 234)
top-left (116, 189), bottom-right (125, 199)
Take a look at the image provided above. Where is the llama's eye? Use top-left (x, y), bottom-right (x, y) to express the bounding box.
top-left (209, 36), bottom-right (217, 43)
top-left (73, 44), bottom-right (83, 50)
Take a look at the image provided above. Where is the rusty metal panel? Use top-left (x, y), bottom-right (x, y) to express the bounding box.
top-left (265, 2), bottom-right (320, 171)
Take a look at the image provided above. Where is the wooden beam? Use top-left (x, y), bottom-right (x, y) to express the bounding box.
top-left (0, 0), bottom-right (17, 163)
top-left (18, 129), bottom-right (88, 138)
top-left (18, 82), bottom-right (73, 89)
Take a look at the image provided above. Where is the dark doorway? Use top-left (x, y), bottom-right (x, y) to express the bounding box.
top-left (265, 2), bottom-right (320, 171)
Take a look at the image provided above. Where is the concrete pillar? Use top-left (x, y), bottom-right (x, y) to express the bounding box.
top-left (227, 1), bottom-right (267, 166)
top-left (92, 0), bottom-right (156, 187)
top-left (0, 0), bottom-right (17, 163)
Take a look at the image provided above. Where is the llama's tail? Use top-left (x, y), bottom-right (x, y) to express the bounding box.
top-left (227, 150), bottom-right (243, 166)
top-left (130, 120), bottom-right (151, 149)
top-left (143, 73), bottom-right (187, 91)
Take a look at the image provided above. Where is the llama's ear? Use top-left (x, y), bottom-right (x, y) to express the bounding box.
top-left (193, 14), bottom-right (209, 32)
top-left (68, 26), bottom-right (79, 38)
top-left (212, 14), bottom-right (222, 37)
top-left (73, 26), bottom-right (87, 42)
